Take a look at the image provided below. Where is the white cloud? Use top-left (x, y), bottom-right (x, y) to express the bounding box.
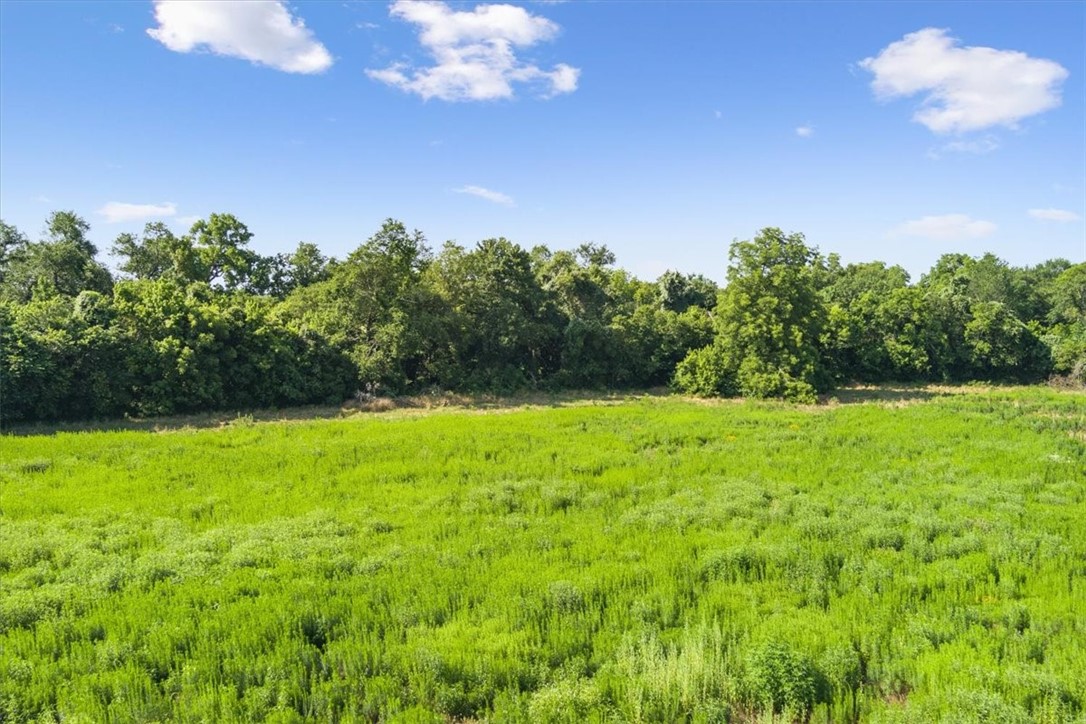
top-left (97, 202), bottom-right (178, 223)
top-left (891, 214), bottom-right (997, 241)
top-left (454, 185), bottom-right (515, 206)
top-left (928, 134), bottom-right (1000, 159)
top-left (367, 1), bottom-right (579, 101)
top-left (714, 110), bottom-right (722, 120)
top-left (147, 0), bottom-right (332, 74)
top-left (795, 125), bottom-right (813, 138)
top-left (1029, 208), bottom-right (1081, 222)
top-left (859, 28), bottom-right (1067, 134)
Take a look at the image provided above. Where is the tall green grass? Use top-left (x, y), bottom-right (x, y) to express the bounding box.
top-left (2, 388), bottom-right (1084, 722)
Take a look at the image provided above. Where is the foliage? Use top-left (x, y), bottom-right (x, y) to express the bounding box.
top-left (673, 342), bottom-right (737, 397)
top-left (613, 306), bottom-right (715, 388)
top-left (428, 237), bottom-right (559, 390)
top-left (964, 302), bottom-right (1050, 381)
top-left (743, 641), bottom-right (820, 718)
top-left (277, 219), bottom-right (435, 393)
top-left (1, 211), bottom-right (1081, 424)
top-left (1, 211), bottom-right (112, 302)
top-left (657, 270), bottom-right (719, 314)
top-left (111, 221), bottom-right (191, 282)
top-left (677, 228), bottom-right (827, 402)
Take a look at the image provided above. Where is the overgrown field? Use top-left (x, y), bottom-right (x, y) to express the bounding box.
top-left (2, 388), bottom-right (1085, 722)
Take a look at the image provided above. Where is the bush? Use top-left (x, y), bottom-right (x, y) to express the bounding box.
top-left (527, 677), bottom-right (601, 723)
top-left (736, 357), bottom-right (818, 403)
top-left (673, 344), bottom-right (737, 397)
top-left (743, 641), bottom-right (821, 719)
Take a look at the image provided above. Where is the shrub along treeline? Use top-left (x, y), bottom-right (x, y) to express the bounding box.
top-left (1, 211), bottom-right (1083, 423)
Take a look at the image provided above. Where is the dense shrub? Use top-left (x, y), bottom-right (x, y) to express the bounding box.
top-left (673, 343), bottom-right (737, 397)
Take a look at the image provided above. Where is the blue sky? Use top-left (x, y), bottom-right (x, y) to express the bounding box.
top-left (1, 1), bottom-right (1083, 283)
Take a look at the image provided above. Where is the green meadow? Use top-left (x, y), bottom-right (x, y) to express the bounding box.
top-left (2, 387), bottom-right (1085, 723)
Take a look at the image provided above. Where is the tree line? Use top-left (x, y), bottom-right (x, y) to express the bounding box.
top-left (1, 211), bottom-right (1083, 423)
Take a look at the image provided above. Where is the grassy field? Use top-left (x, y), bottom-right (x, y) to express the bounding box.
top-left (2, 387), bottom-right (1085, 722)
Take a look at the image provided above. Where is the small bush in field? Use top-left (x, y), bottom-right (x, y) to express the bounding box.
top-left (743, 641), bottom-right (820, 718)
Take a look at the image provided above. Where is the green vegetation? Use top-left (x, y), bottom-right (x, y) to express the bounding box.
top-left (3, 387), bottom-right (1084, 721)
top-left (3, 212), bottom-right (1085, 425)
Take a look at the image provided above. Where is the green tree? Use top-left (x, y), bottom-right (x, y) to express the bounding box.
top-left (677, 228), bottom-right (827, 402)
top-left (1042, 263), bottom-right (1086, 380)
top-left (532, 243), bottom-right (623, 387)
top-left (821, 263), bottom-right (933, 382)
top-left (535, 244), bottom-right (615, 321)
top-left (1020, 258), bottom-right (1073, 323)
top-left (1, 212), bottom-right (112, 302)
top-left (612, 305), bottom-right (714, 387)
top-left (0, 297), bottom-right (76, 422)
top-left (657, 270), bottom-right (719, 313)
top-left (287, 242), bottom-right (331, 288)
top-left (1047, 263), bottom-right (1086, 325)
top-left (0, 220), bottom-right (30, 286)
top-left (112, 221), bottom-right (198, 282)
top-left (189, 214), bottom-right (257, 290)
top-left (247, 242), bottom-right (334, 298)
top-left (0, 289), bottom-right (132, 423)
top-left (277, 220), bottom-right (435, 391)
top-left (110, 279), bottom-right (230, 414)
top-left (917, 253), bottom-right (1058, 381)
top-left (430, 237), bottom-right (558, 390)
top-left (964, 301), bottom-right (1050, 380)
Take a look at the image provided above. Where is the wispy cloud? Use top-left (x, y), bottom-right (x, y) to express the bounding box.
top-left (891, 213), bottom-right (997, 241)
top-left (147, 0), bottom-right (332, 74)
top-left (860, 28), bottom-right (1067, 134)
top-left (927, 134), bottom-right (1000, 159)
top-left (97, 202), bottom-right (178, 223)
top-left (367, 1), bottom-right (579, 101)
top-left (454, 185), bottom-right (515, 206)
top-left (1028, 208), bottom-right (1081, 222)
top-left (795, 125), bottom-right (813, 138)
